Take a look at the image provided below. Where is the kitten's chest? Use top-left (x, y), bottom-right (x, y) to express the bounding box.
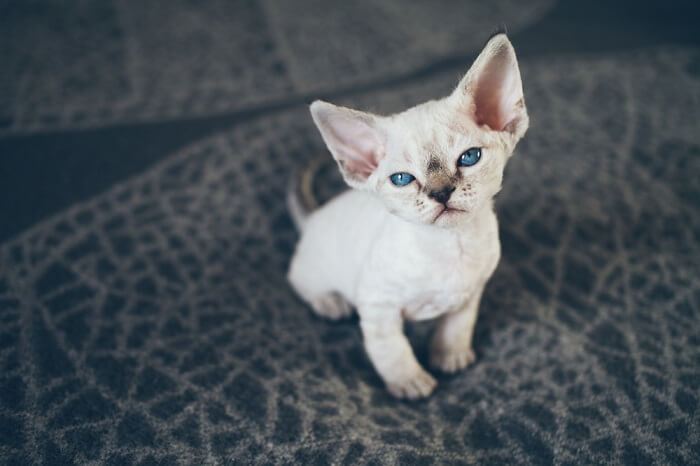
top-left (399, 238), bottom-right (499, 321)
top-left (402, 283), bottom-right (472, 321)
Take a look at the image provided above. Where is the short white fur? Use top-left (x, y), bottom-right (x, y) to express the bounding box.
top-left (288, 34), bottom-right (529, 399)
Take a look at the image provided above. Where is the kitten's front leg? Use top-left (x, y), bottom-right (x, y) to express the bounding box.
top-left (360, 313), bottom-right (437, 399)
top-left (429, 287), bottom-right (484, 373)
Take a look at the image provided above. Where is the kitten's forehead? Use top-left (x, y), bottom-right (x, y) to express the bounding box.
top-left (387, 99), bottom-right (481, 165)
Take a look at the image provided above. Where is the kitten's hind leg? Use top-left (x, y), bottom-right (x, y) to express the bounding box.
top-left (287, 254), bottom-right (352, 320)
top-left (310, 291), bottom-right (353, 320)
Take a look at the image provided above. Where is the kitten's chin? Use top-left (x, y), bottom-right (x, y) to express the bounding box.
top-left (430, 207), bottom-right (470, 228)
top-left (389, 206), bottom-right (470, 229)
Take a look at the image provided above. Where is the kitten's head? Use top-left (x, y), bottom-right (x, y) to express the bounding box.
top-left (310, 34), bottom-right (528, 229)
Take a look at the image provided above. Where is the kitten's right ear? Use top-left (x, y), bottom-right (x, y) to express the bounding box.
top-left (309, 100), bottom-right (385, 189)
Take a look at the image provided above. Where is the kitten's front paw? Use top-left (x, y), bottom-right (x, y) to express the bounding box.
top-left (386, 367), bottom-right (437, 400)
top-left (310, 292), bottom-right (353, 320)
top-left (430, 345), bottom-right (476, 374)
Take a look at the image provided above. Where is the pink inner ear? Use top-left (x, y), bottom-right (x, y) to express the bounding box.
top-left (324, 116), bottom-right (382, 178)
top-left (471, 47), bottom-right (522, 132)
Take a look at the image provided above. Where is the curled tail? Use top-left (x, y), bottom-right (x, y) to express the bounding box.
top-left (287, 155), bottom-right (326, 231)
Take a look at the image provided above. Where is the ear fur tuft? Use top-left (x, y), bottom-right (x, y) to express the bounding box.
top-left (485, 24), bottom-right (508, 44)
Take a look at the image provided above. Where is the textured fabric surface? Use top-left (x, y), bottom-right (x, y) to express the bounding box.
top-left (0, 0), bottom-right (551, 135)
top-left (1, 2), bottom-right (700, 465)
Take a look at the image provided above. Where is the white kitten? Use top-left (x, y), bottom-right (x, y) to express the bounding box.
top-left (288, 34), bottom-right (529, 399)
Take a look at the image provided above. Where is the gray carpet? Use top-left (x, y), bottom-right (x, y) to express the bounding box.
top-left (1, 1), bottom-right (699, 465)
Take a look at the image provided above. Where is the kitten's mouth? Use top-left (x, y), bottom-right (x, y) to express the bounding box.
top-left (432, 206), bottom-right (466, 223)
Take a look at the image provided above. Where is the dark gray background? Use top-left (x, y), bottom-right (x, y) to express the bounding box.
top-left (0, 1), bottom-right (699, 464)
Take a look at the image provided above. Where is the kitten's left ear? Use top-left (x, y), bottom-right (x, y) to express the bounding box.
top-left (454, 33), bottom-right (529, 140)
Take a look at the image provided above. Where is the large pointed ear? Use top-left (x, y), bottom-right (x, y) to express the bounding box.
top-left (454, 34), bottom-right (528, 140)
top-left (309, 100), bottom-right (385, 188)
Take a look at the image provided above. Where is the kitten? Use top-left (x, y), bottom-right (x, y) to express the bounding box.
top-left (288, 33), bottom-right (529, 399)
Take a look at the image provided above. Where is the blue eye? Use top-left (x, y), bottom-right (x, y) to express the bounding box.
top-left (458, 147), bottom-right (481, 167)
top-left (389, 173), bottom-right (415, 187)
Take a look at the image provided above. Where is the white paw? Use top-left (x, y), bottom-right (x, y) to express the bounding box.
top-left (310, 292), bottom-right (353, 320)
top-left (386, 367), bottom-right (437, 400)
top-left (430, 345), bottom-right (476, 374)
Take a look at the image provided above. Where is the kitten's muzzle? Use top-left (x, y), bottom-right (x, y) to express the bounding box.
top-left (428, 186), bottom-right (455, 204)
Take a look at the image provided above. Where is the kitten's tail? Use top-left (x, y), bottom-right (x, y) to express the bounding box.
top-left (287, 155), bottom-right (324, 231)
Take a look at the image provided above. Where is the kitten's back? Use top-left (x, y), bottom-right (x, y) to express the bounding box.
top-left (288, 189), bottom-right (387, 302)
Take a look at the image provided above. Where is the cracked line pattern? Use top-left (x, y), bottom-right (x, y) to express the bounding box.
top-left (0, 47), bottom-right (699, 464)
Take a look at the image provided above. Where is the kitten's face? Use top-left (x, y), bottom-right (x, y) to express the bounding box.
top-left (310, 34), bottom-right (529, 229)
top-left (370, 100), bottom-right (511, 228)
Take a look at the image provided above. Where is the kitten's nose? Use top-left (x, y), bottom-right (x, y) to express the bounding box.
top-left (428, 186), bottom-right (455, 204)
